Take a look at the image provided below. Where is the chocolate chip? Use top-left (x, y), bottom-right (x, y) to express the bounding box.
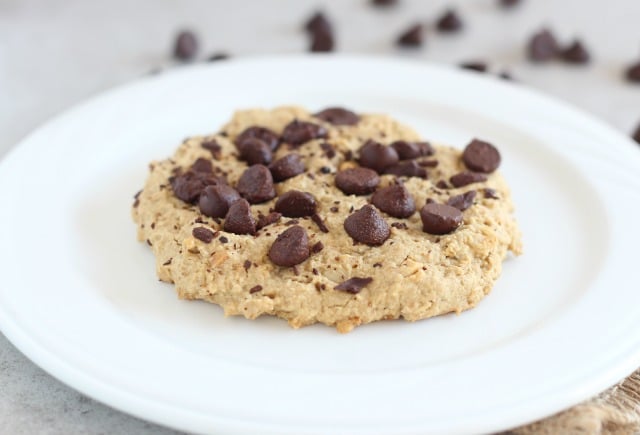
top-left (450, 171), bottom-right (488, 188)
top-left (397, 24), bottom-right (423, 47)
top-left (390, 140), bottom-right (433, 159)
top-left (447, 190), bottom-right (477, 211)
top-left (436, 9), bottom-right (463, 33)
top-left (344, 205), bottom-right (390, 246)
top-left (274, 191), bottom-right (317, 217)
top-left (436, 180), bottom-right (449, 189)
top-left (420, 203), bottom-right (463, 234)
top-left (384, 160), bottom-right (427, 178)
top-left (358, 140), bottom-right (399, 173)
top-left (320, 166), bottom-right (331, 174)
top-left (256, 211), bottom-right (282, 230)
top-left (243, 260), bottom-right (252, 272)
top-left (236, 165), bottom-right (276, 204)
top-left (311, 213), bottom-right (329, 233)
top-left (498, 70), bottom-right (514, 81)
top-left (418, 159), bottom-right (439, 167)
top-left (371, 184), bottom-right (416, 218)
top-left (310, 30), bottom-right (334, 52)
top-left (462, 139), bottom-right (501, 173)
top-left (236, 126), bottom-right (280, 151)
top-left (460, 61), bottom-right (487, 72)
top-left (528, 29), bottom-right (559, 62)
top-left (391, 222), bottom-right (408, 230)
top-left (330, 206), bottom-right (339, 213)
top-left (199, 184), bottom-right (241, 218)
top-left (249, 285), bottom-right (263, 294)
top-left (335, 167), bottom-right (380, 195)
top-left (371, 0), bottom-right (398, 6)
top-left (311, 241), bottom-right (324, 253)
top-left (561, 40), bottom-right (590, 64)
top-left (268, 225), bottom-right (310, 267)
top-left (632, 123), bottom-right (640, 144)
top-left (171, 170), bottom-right (223, 204)
top-left (133, 190), bottom-right (142, 208)
top-left (627, 62), bottom-right (640, 82)
top-left (285, 219), bottom-right (299, 226)
top-left (314, 107), bottom-right (360, 126)
top-left (192, 227), bottom-right (215, 243)
top-left (484, 188), bottom-right (499, 199)
top-left (238, 138), bottom-right (273, 166)
top-left (208, 52), bottom-right (229, 62)
top-left (281, 120), bottom-right (328, 146)
top-left (202, 139), bottom-right (222, 158)
top-left (173, 30), bottom-right (198, 61)
top-left (163, 258), bottom-right (173, 266)
top-left (335, 277), bottom-right (373, 294)
top-left (191, 157), bottom-right (213, 173)
top-left (223, 199), bottom-right (256, 235)
top-left (499, 0), bottom-right (521, 7)
top-left (269, 154), bottom-right (305, 182)
top-left (305, 11), bottom-right (332, 35)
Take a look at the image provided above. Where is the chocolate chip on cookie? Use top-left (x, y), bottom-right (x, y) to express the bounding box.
top-left (384, 160), bottom-right (427, 178)
top-left (314, 107), bottom-right (360, 126)
top-left (396, 24), bottom-right (423, 47)
top-left (238, 137), bottom-right (273, 166)
top-left (447, 190), bottom-right (477, 211)
top-left (335, 167), bottom-right (380, 195)
top-left (192, 227), bottom-right (215, 243)
top-left (190, 157), bottom-right (213, 173)
top-left (462, 139), bottom-right (501, 173)
top-left (390, 140), bottom-right (433, 160)
top-left (201, 139), bottom-right (222, 159)
top-left (358, 140), bottom-right (399, 173)
top-left (275, 191), bottom-right (317, 217)
top-left (171, 170), bottom-right (223, 204)
top-left (420, 203), bottom-right (463, 235)
top-left (199, 184), bottom-right (241, 218)
top-left (223, 199), bottom-right (257, 235)
top-left (450, 171), bottom-right (488, 187)
top-left (268, 225), bottom-right (310, 267)
top-left (436, 9), bottom-right (463, 33)
top-left (236, 126), bottom-right (280, 151)
top-left (236, 164), bottom-right (276, 204)
top-left (371, 184), bottom-right (416, 218)
top-left (269, 154), bottom-right (305, 182)
top-left (281, 120), bottom-right (328, 146)
top-left (256, 211), bottom-right (282, 230)
top-left (311, 213), bottom-right (329, 233)
top-left (484, 188), bottom-right (499, 199)
top-left (344, 205), bottom-right (390, 246)
top-left (335, 277), bottom-right (373, 294)
top-left (527, 28), bottom-right (559, 62)
top-left (249, 285), bottom-right (263, 294)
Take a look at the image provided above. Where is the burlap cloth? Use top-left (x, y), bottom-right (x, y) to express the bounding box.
top-left (503, 369), bottom-right (640, 434)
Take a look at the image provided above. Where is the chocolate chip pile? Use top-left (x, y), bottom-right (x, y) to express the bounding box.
top-left (165, 107), bottom-right (501, 271)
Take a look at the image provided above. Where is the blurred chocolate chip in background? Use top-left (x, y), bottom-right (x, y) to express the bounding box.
top-left (173, 30), bottom-right (198, 61)
top-left (527, 28), bottom-right (559, 62)
top-left (371, 0), bottom-right (399, 7)
top-left (561, 40), bottom-right (590, 64)
top-left (436, 9), bottom-right (463, 33)
top-left (626, 61), bottom-right (640, 82)
top-left (499, 0), bottom-right (522, 8)
top-left (633, 123), bottom-right (640, 144)
top-left (460, 61), bottom-right (488, 72)
top-left (208, 52), bottom-right (229, 62)
top-left (396, 23), bottom-right (423, 47)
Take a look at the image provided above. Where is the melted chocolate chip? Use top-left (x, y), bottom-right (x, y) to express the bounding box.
top-left (335, 277), bottom-right (373, 294)
top-left (281, 120), bottom-right (328, 146)
top-left (384, 160), bottom-right (427, 178)
top-left (223, 199), bottom-right (256, 235)
top-left (436, 9), bottom-right (463, 33)
top-left (238, 138), bottom-right (273, 166)
top-left (447, 190), bottom-right (477, 211)
top-left (528, 29), bottom-right (559, 62)
top-left (561, 40), bottom-right (590, 64)
top-left (450, 171), bottom-right (488, 187)
top-left (420, 203), bottom-right (463, 235)
top-left (484, 188), bottom-right (499, 199)
top-left (256, 212), bottom-right (282, 230)
top-left (371, 184), bottom-right (416, 218)
top-left (627, 62), bottom-right (640, 82)
top-left (269, 154), bottom-right (305, 182)
top-left (314, 107), bottom-right (360, 125)
top-left (268, 225), bottom-right (310, 267)
top-left (199, 184), bottom-right (241, 218)
top-left (201, 139), bottom-right (222, 158)
top-left (236, 165), bottom-right (276, 204)
top-left (358, 140), bottom-right (399, 173)
top-left (335, 167), bottom-right (380, 195)
top-left (174, 30), bottom-right (198, 61)
top-left (460, 61), bottom-right (488, 72)
top-left (462, 139), bottom-right (501, 173)
top-left (390, 140), bottom-right (433, 160)
top-left (249, 285), bottom-right (263, 294)
top-left (192, 227), bottom-right (215, 243)
top-left (397, 23), bottom-right (423, 47)
top-left (236, 126), bottom-right (280, 151)
top-left (344, 205), bottom-right (390, 246)
top-left (190, 157), bottom-right (213, 173)
top-left (171, 170), bottom-right (223, 204)
top-left (274, 191), bottom-right (317, 217)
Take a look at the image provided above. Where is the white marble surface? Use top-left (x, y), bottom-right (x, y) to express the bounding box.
top-left (1, 0), bottom-right (639, 433)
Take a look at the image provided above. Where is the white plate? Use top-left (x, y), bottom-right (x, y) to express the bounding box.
top-left (1, 55), bottom-right (640, 435)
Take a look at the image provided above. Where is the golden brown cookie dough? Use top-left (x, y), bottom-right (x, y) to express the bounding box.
top-left (132, 106), bottom-right (522, 333)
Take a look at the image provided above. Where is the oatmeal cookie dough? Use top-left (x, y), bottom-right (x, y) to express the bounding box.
top-left (132, 106), bottom-right (521, 333)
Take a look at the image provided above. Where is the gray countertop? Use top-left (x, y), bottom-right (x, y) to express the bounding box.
top-left (1, 0), bottom-right (639, 433)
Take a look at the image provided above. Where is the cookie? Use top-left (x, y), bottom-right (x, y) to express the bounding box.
top-left (132, 106), bottom-right (522, 333)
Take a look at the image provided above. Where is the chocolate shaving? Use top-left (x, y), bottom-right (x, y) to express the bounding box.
top-left (335, 277), bottom-right (373, 294)
top-left (311, 213), bottom-right (329, 233)
top-left (249, 285), bottom-right (263, 294)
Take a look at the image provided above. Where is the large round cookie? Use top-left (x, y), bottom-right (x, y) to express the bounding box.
top-left (132, 106), bottom-right (522, 333)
